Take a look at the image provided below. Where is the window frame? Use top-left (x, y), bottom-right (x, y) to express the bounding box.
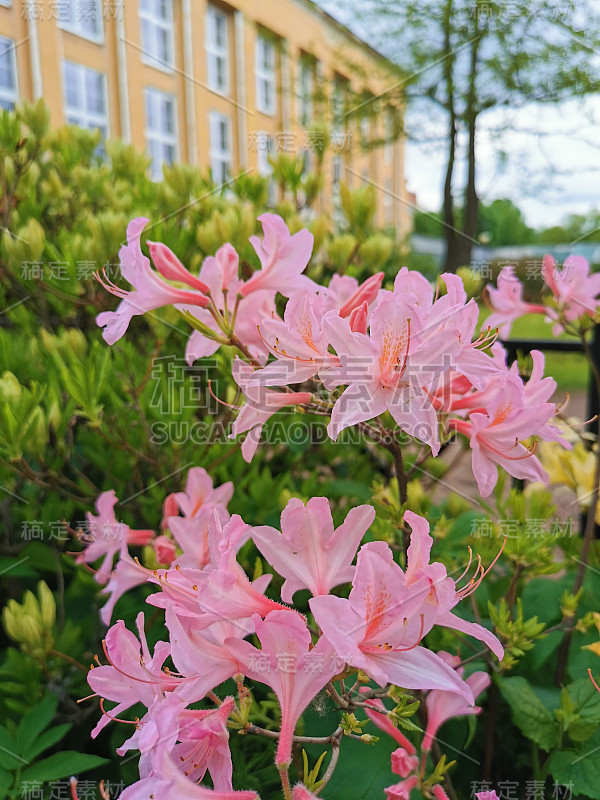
top-left (139, 0), bottom-right (175, 72)
top-left (144, 87), bottom-right (179, 181)
top-left (255, 32), bottom-right (276, 116)
top-left (205, 3), bottom-right (229, 95)
top-left (297, 55), bottom-right (314, 127)
top-left (62, 60), bottom-right (109, 140)
top-left (56, 0), bottom-right (104, 45)
top-left (209, 110), bottom-right (232, 186)
top-left (0, 34), bottom-right (18, 111)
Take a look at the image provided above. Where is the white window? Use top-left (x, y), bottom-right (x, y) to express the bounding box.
top-left (206, 4), bottom-right (229, 94)
top-left (209, 111), bottom-right (231, 186)
top-left (300, 147), bottom-right (312, 178)
top-left (145, 88), bottom-right (178, 180)
top-left (0, 36), bottom-right (18, 111)
top-left (140, 0), bottom-right (174, 70)
top-left (297, 57), bottom-right (313, 127)
top-left (257, 131), bottom-right (277, 206)
top-left (63, 61), bottom-right (108, 140)
top-left (332, 77), bottom-right (346, 132)
top-left (56, 0), bottom-right (103, 42)
top-left (255, 33), bottom-right (276, 115)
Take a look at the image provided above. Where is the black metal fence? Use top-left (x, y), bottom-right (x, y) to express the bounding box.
top-left (504, 326), bottom-right (600, 534)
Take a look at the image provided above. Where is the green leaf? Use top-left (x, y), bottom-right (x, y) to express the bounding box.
top-left (17, 694), bottom-right (58, 758)
top-left (548, 728), bottom-right (600, 799)
top-left (0, 727), bottom-right (23, 771)
top-left (24, 724), bottom-right (72, 762)
top-left (20, 752), bottom-right (108, 784)
top-left (497, 676), bottom-right (560, 750)
top-left (0, 764), bottom-right (14, 791)
top-left (564, 677), bottom-right (600, 742)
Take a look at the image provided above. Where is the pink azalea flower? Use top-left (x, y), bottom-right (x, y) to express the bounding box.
top-left (87, 612), bottom-right (180, 737)
top-left (402, 511), bottom-right (504, 660)
top-left (119, 747), bottom-right (260, 800)
top-left (119, 692), bottom-right (236, 792)
top-left (240, 214), bottom-right (315, 297)
top-left (422, 651), bottom-right (490, 751)
top-left (149, 514), bottom-right (285, 638)
top-left (450, 358), bottom-right (570, 497)
top-left (96, 217), bottom-right (210, 345)
top-left (327, 271), bottom-right (385, 318)
top-left (76, 490), bottom-right (154, 585)
top-left (390, 747), bottom-right (419, 778)
top-left (166, 467), bottom-right (234, 521)
top-left (250, 496), bottom-right (375, 603)
top-left (324, 291), bottom-right (462, 454)
top-left (161, 605), bottom-right (251, 704)
top-left (184, 243), bottom-right (276, 365)
top-left (249, 291), bottom-right (339, 387)
top-left (476, 792), bottom-right (500, 800)
top-left (484, 266), bottom-right (546, 340)
top-left (384, 775), bottom-right (419, 799)
top-left (310, 541), bottom-right (475, 700)
top-left (432, 786), bottom-right (451, 800)
top-left (98, 545), bottom-right (149, 625)
top-left (163, 467), bottom-right (234, 569)
top-left (422, 274), bottom-right (504, 390)
top-left (226, 610), bottom-right (337, 767)
top-left (543, 254), bottom-right (600, 332)
top-left (230, 359), bottom-right (312, 462)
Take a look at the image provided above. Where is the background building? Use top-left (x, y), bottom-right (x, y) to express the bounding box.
top-left (0, 0), bottom-right (413, 234)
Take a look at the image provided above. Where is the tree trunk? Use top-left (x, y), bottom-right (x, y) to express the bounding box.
top-left (445, 24), bottom-right (482, 272)
top-left (441, 0), bottom-right (460, 273)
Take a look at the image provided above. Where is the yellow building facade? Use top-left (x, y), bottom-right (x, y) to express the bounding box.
top-left (0, 0), bottom-right (412, 234)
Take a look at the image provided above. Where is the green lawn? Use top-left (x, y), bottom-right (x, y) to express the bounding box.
top-left (479, 309), bottom-right (588, 392)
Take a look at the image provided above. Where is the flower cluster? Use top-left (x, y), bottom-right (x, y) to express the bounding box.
top-left (484, 257), bottom-right (600, 337)
top-left (84, 214), bottom-right (596, 797)
top-left (81, 468), bottom-right (502, 799)
top-left (95, 214), bottom-right (571, 497)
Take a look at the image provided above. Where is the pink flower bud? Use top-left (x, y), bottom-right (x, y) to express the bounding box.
top-left (153, 535), bottom-right (177, 566)
top-left (148, 240), bottom-right (210, 294)
top-left (391, 747), bottom-right (419, 778)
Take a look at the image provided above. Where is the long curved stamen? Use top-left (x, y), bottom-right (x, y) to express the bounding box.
top-left (472, 326), bottom-right (499, 350)
top-left (455, 546), bottom-right (474, 584)
top-left (95, 268), bottom-right (128, 298)
top-left (458, 536), bottom-right (507, 599)
top-left (207, 379), bottom-right (243, 411)
top-left (100, 639), bottom-right (165, 685)
top-left (255, 325), bottom-right (317, 364)
top-left (478, 436), bottom-right (538, 461)
top-left (456, 560), bottom-right (484, 599)
top-left (589, 669), bottom-right (600, 694)
top-left (99, 698), bottom-right (140, 725)
top-left (389, 614), bottom-right (425, 653)
top-left (554, 393), bottom-right (570, 414)
top-left (76, 692), bottom-right (98, 703)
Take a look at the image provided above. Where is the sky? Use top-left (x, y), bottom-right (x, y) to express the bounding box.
top-left (316, 0), bottom-right (600, 229)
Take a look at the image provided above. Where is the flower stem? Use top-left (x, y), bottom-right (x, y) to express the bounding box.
top-left (278, 765), bottom-right (292, 800)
